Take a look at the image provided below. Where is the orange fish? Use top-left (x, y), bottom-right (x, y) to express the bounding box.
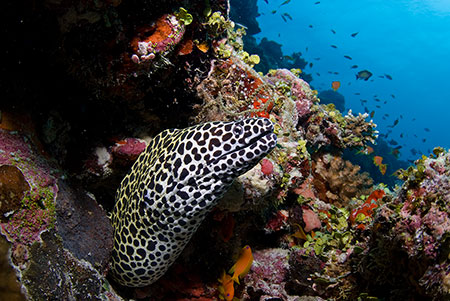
top-left (356, 146), bottom-right (374, 155)
top-left (195, 41), bottom-right (209, 53)
top-left (218, 271), bottom-right (234, 300)
top-left (229, 245), bottom-right (253, 284)
top-left (373, 155), bottom-right (383, 166)
top-left (379, 163), bottom-right (387, 175)
top-left (331, 81), bottom-right (340, 91)
top-left (373, 156), bottom-right (387, 174)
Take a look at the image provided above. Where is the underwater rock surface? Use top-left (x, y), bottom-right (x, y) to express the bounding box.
top-left (0, 127), bottom-right (116, 299)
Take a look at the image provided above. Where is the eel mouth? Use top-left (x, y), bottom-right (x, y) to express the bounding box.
top-left (210, 129), bottom-right (276, 165)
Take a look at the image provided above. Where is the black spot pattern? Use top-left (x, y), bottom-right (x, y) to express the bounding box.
top-left (110, 118), bottom-right (276, 287)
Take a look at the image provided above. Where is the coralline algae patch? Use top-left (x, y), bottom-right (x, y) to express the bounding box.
top-left (0, 129), bottom-right (58, 249)
top-left (130, 12), bottom-right (186, 65)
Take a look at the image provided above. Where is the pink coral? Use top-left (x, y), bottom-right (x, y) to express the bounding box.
top-left (260, 158), bottom-right (274, 176)
top-left (295, 99), bottom-right (312, 118)
top-left (111, 138), bottom-right (147, 160)
top-left (302, 208), bottom-right (321, 232)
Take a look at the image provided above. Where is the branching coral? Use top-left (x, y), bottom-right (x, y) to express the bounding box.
top-left (342, 110), bottom-right (378, 148)
top-left (312, 153), bottom-right (373, 206)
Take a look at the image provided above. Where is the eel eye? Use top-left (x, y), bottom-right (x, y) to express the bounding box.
top-left (232, 124), bottom-right (244, 136)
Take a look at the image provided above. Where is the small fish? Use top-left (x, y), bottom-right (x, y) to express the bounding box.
top-left (357, 146), bottom-right (374, 155)
top-left (271, 10), bottom-right (277, 14)
top-left (315, 1), bottom-right (320, 4)
top-left (333, 72), bottom-right (339, 75)
top-left (385, 74), bottom-right (393, 80)
top-left (344, 55), bottom-right (352, 60)
top-left (393, 119), bottom-right (399, 126)
top-left (306, 47), bottom-right (308, 52)
top-left (422, 138), bottom-right (427, 142)
top-left (280, 0), bottom-right (291, 6)
top-left (384, 101), bottom-right (387, 104)
top-left (375, 98), bottom-right (381, 102)
top-left (331, 29), bottom-right (336, 34)
top-left (283, 55), bottom-right (294, 60)
top-left (411, 148), bottom-right (418, 155)
top-left (316, 72), bottom-right (321, 76)
top-left (388, 139), bottom-right (398, 145)
top-left (314, 57), bottom-right (321, 61)
top-left (351, 32), bottom-right (359, 37)
top-left (400, 133), bottom-right (404, 138)
top-left (195, 41), bottom-right (209, 53)
top-left (281, 14), bottom-right (287, 22)
top-left (354, 92), bottom-right (361, 95)
top-left (424, 128), bottom-right (430, 132)
top-left (309, 62), bottom-right (313, 68)
top-left (331, 81), bottom-right (340, 91)
top-left (356, 70), bottom-right (373, 81)
top-left (364, 106), bottom-right (369, 113)
top-left (376, 105), bottom-right (381, 108)
top-left (360, 99), bottom-right (367, 103)
top-left (309, 24), bottom-right (313, 28)
top-left (264, 0), bottom-right (268, 3)
top-left (229, 245), bottom-right (254, 284)
top-left (351, 65), bottom-right (358, 69)
top-left (379, 164), bottom-right (387, 175)
top-left (370, 111), bottom-right (375, 118)
top-left (291, 223), bottom-right (307, 240)
top-left (218, 272), bottom-right (234, 301)
top-left (330, 45), bottom-right (337, 48)
top-left (282, 12), bottom-right (293, 20)
top-left (391, 94), bottom-right (396, 98)
top-left (378, 75), bottom-right (385, 78)
top-left (373, 156), bottom-right (387, 175)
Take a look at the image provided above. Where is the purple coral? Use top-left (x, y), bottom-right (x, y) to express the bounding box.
top-left (242, 248), bottom-right (290, 299)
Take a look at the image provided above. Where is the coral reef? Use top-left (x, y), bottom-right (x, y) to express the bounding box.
top-left (242, 248), bottom-right (291, 299)
top-left (353, 148), bottom-right (450, 299)
top-left (312, 153), bottom-right (373, 206)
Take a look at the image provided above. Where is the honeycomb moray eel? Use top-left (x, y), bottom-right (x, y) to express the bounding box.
top-left (110, 118), bottom-right (277, 287)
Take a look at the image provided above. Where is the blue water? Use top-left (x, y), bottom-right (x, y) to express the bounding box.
top-left (254, 0), bottom-right (450, 162)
